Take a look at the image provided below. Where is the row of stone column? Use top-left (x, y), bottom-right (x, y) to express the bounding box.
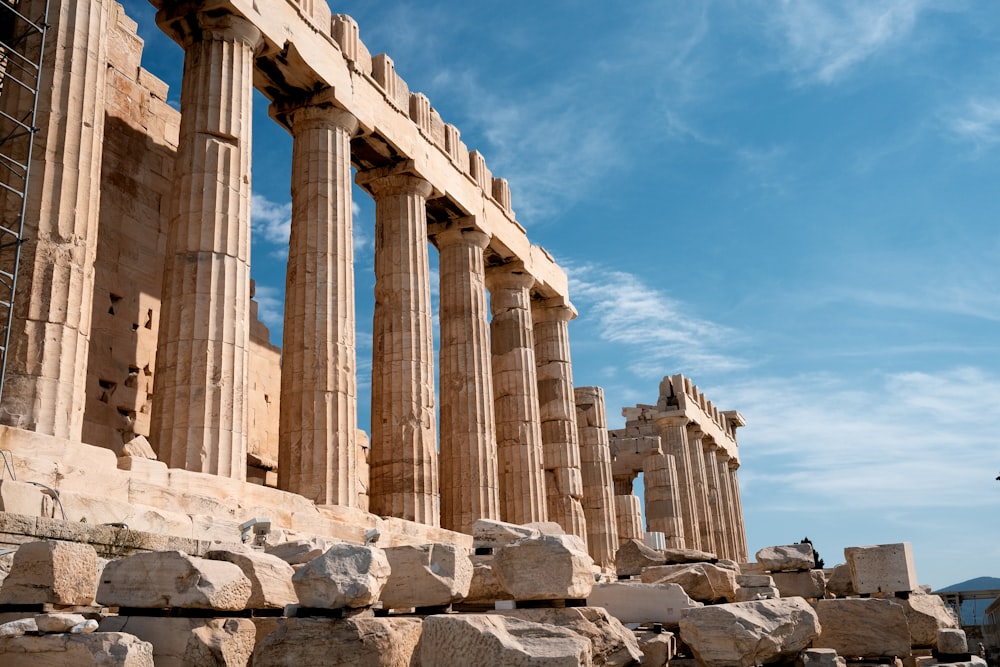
top-left (140, 8), bottom-right (596, 542)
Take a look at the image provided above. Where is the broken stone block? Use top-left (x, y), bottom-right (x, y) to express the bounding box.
top-left (734, 585), bottom-right (780, 602)
top-left (34, 613), bottom-right (86, 633)
top-left (292, 543), bottom-right (390, 609)
top-left (771, 570), bottom-right (826, 599)
top-left (205, 548), bottom-right (298, 609)
top-left (0, 618), bottom-right (37, 638)
top-left (813, 598), bottom-right (911, 658)
top-left (755, 543), bottom-right (814, 572)
top-left (662, 547), bottom-right (717, 564)
top-left (678, 597), bottom-right (820, 667)
top-left (901, 590), bottom-right (958, 647)
top-left (496, 606), bottom-right (643, 667)
top-left (100, 616), bottom-right (255, 667)
top-left (825, 563), bottom-right (856, 597)
top-left (844, 543), bottom-right (918, 595)
top-left (464, 561), bottom-right (513, 605)
top-left (97, 551), bottom-right (251, 611)
top-left (0, 540), bottom-right (98, 606)
top-left (379, 543), bottom-right (472, 610)
top-left (587, 581), bottom-right (700, 627)
top-left (615, 539), bottom-right (666, 577)
top-left (800, 647), bottom-right (846, 666)
top-left (471, 518), bottom-right (541, 550)
top-left (114, 435), bottom-right (157, 459)
top-left (493, 534), bottom-right (594, 601)
top-left (0, 632), bottom-right (154, 666)
top-left (419, 614), bottom-right (591, 666)
top-left (737, 574), bottom-right (774, 588)
top-left (937, 628), bottom-right (969, 655)
top-left (640, 562), bottom-right (737, 603)
top-left (634, 628), bottom-right (676, 666)
top-left (265, 538), bottom-right (337, 565)
top-left (0, 480), bottom-right (45, 516)
top-left (251, 616), bottom-right (423, 667)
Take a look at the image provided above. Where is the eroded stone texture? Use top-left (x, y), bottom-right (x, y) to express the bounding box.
top-left (587, 581), bottom-right (701, 627)
top-left (640, 563), bottom-right (737, 604)
top-left (100, 616), bottom-right (255, 667)
top-left (825, 562), bottom-right (856, 597)
top-left (614, 495), bottom-right (644, 547)
top-left (472, 518), bottom-right (541, 550)
top-left (756, 543), bottom-right (815, 572)
top-left (813, 598), bottom-right (911, 658)
top-left (358, 167), bottom-right (439, 526)
top-left (277, 98), bottom-right (360, 507)
top-left (533, 298), bottom-right (587, 543)
top-left (844, 542), bottom-right (918, 595)
top-left (574, 386), bottom-right (619, 570)
top-left (435, 224), bottom-right (500, 535)
top-left (379, 543), bottom-right (473, 609)
top-left (493, 535), bottom-right (594, 601)
top-left (901, 590), bottom-right (958, 647)
top-left (251, 616), bottom-right (423, 667)
top-left (496, 606), bottom-right (642, 667)
top-left (771, 570), bottom-right (825, 599)
top-left (937, 628), bottom-right (969, 655)
top-left (419, 614), bottom-right (591, 667)
top-left (800, 648), bottom-right (847, 666)
top-left (643, 452), bottom-right (684, 548)
top-left (205, 548), bottom-right (298, 609)
top-left (685, 426), bottom-right (715, 553)
top-left (0, 632), bottom-right (154, 666)
top-left (149, 10), bottom-right (262, 479)
top-left (487, 263), bottom-right (547, 525)
top-left (615, 539), bottom-right (666, 577)
top-left (97, 551), bottom-right (251, 610)
top-left (0, 0), bottom-right (109, 441)
top-left (0, 540), bottom-right (98, 606)
top-left (291, 543), bottom-right (389, 609)
top-left (678, 597), bottom-right (820, 667)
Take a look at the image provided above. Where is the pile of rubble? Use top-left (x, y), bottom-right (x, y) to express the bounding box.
top-left (0, 524), bottom-right (983, 666)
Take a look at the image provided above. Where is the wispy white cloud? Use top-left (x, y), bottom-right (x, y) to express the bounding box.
top-left (251, 283), bottom-right (284, 335)
top-left (567, 263), bottom-right (749, 376)
top-left (251, 193), bottom-right (291, 248)
top-left (949, 97), bottom-right (1000, 151)
top-left (766, 0), bottom-right (930, 85)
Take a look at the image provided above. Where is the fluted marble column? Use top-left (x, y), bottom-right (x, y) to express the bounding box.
top-left (0, 0), bottom-right (109, 438)
top-left (276, 97), bottom-right (359, 505)
top-left (357, 167), bottom-right (438, 525)
top-left (574, 386), bottom-right (618, 569)
top-left (715, 451), bottom-right (736, 560)
top-left (150, 11), bottom-right (260, 479)
top-left (727, 459), bottom-right (749, 561)
top-left (436, 223), bottom-right (499, 534)
top-left (703, 440), bottom-right (729, 560)
top-left (533, 298), bottom-right (586, 542)
top-left (654, 415), bottom-right (700, 550)
top-left (643, 453), bottom-right (685, 548)
top-left (687, 425), bottom-right (715, 554)
top-left (615, 495), bottom-right (644, 547)
top-left (486, 263), bottom-right (547, 524)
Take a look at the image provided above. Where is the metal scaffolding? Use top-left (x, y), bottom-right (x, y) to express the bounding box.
top-left (0, 0), bottom-right (49, 403)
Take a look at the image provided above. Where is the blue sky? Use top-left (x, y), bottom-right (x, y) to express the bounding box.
top-left (121, 0), bottom-right (999, 590)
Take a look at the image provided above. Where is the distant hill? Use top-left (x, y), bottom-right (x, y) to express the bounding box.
top-left (935, 576), bottom-right (1000, 593)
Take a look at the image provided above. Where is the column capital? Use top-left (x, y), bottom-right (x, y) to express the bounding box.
top-left (271, 90), bottom-right (359, 135)
top-left (485, 261), bottom-right (534, 291)
top-left (432, 220), bottom-right (490, 250)
top-left (157, 8), bottom-right (262, 50)
top-left (356, 162), bottom-right (433, 199)
top-left (727, 459), bottom-right (740, 471)
top-left (531, 295), bottom-right (578, 323)
top-left (654, 414), bottom-right (689, 428)
top-left (687, 424), bottom-right (705, 440)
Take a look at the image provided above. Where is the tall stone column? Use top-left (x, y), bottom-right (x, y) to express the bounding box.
top-left (574, 386), bottom-right (618, 569)
top-left (715, 451), bottom-right (736, 561)
top-left (728, 459), bottom-right (749, 561)
top-left (703, 441), bottom-right (729, 560)
top-left (435, 223), bottom-right (499, 534)
top-left (533, 298), bottom-right (586, 541)
top-left (275, 96), bottom-right (359, 505)
top-left (654, 416), bottom-right (700, 550)
top-left (150, 11), bottom-right (261, 479)
top-left (356, 166), bottom-right (438, 525)
top-left (486, 263), bottom-right (547, 525)
top-left (0, 0), bottom-right (109, 439)
top-left (614, 495), bottom-right (644, 547)
top-left (687, 425), bottom-right (715, 554)
top-left (643, 453), bottom-right (684, 548)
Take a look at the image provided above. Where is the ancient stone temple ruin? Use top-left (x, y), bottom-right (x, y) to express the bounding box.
top-left (0, 1), bottom-right (974, 665)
